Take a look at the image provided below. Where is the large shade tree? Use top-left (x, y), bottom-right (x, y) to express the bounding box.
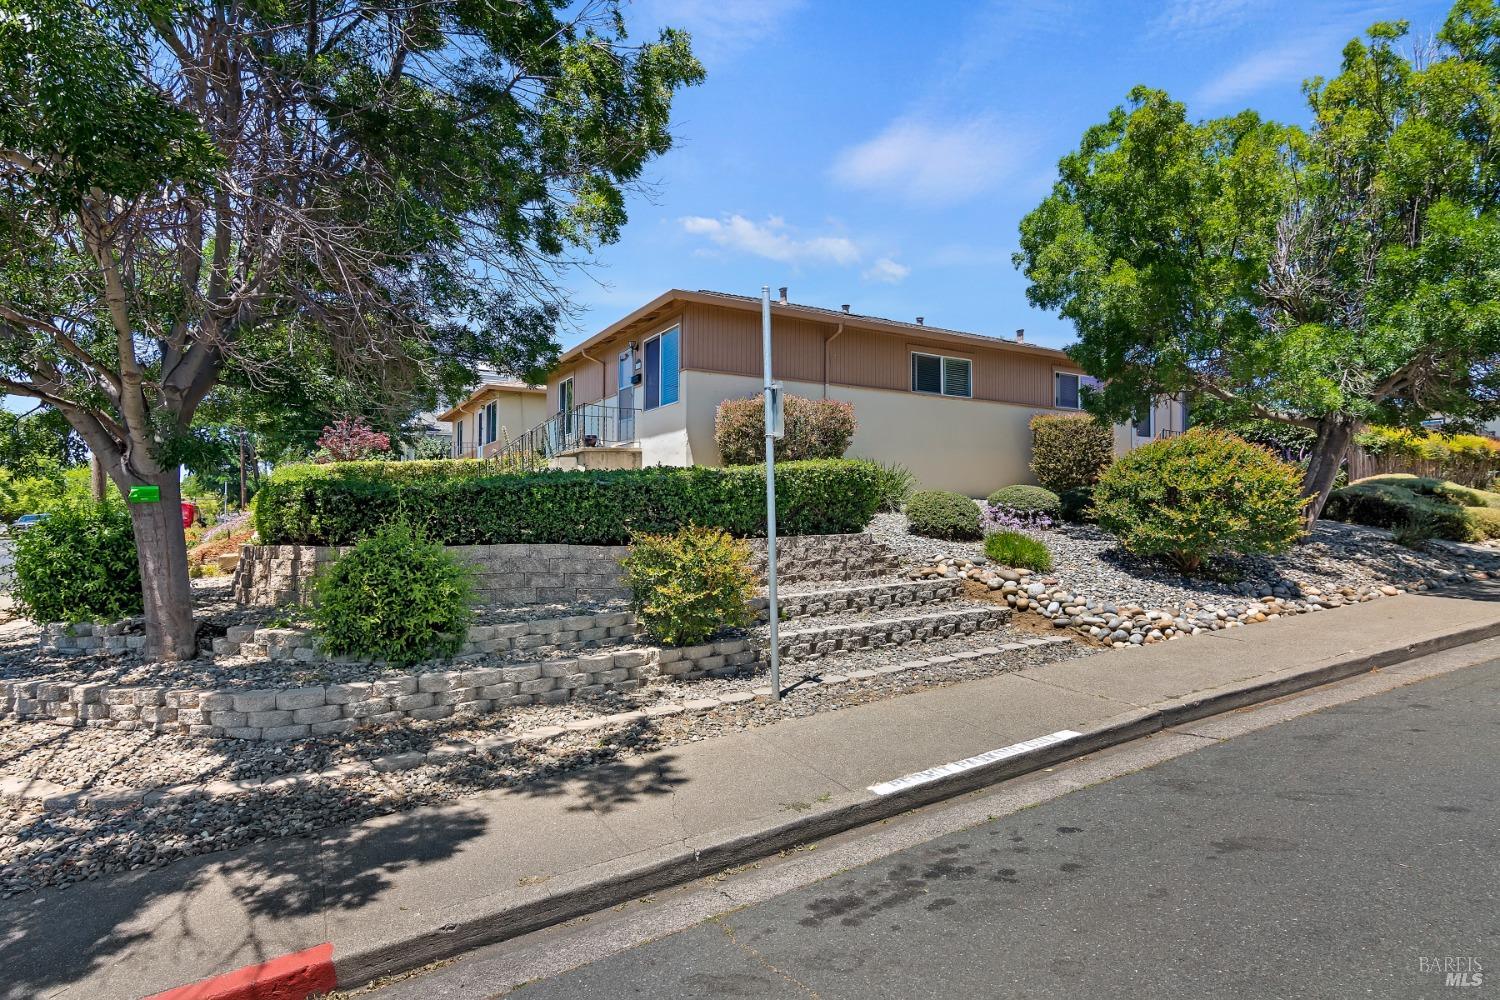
top-left (0, 0), bottom-right (702, 658)
top-left (1016, 0), bottom-right (1500, 523)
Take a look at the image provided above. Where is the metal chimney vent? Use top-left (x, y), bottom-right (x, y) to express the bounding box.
top-left (777, 286), bottom-right (788, 305)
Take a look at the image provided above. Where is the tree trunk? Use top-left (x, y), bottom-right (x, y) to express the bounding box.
top-left (1301, 415), bottom-right (1355, 525)
top-left (122, 470), bottom-right (199, 661)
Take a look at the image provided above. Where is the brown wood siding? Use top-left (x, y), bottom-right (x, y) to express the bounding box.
top-left (682, 303), bottom-right (827, 383)
top-left (682, 302), bottom-right (1076, 408)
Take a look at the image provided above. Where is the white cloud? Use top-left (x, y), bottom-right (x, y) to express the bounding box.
top-left (1149, 0), bottom-right (1258, 39)
top-left (830, 117), bottom-right (1028, 204)
top-left (862, 258), bottom-right (911, 284)
top-left (678, 214), bottom-right (861, 265)
top-left (638, 0), bottom-right (804, 64)
top-left (1193, 35), bottom-right (1332, 107)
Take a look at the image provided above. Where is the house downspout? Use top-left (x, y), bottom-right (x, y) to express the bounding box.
top-left (580, 348), bottom-right (608, 404)
top-left (823, 323), bottom-right (844, 399)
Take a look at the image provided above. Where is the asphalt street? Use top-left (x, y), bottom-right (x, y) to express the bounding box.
top-left (498, 657), bottom-right (1499, 999)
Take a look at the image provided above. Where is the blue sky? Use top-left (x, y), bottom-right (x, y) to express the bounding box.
top-left (558, 0), bottom-right (1455, 352)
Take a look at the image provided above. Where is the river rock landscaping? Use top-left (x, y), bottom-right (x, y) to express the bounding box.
top-left (875, 511), bottom-right (1500, 648)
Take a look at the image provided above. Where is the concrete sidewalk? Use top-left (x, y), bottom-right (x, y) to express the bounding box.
top-left (5, 588), bottom-right (1500, 1000)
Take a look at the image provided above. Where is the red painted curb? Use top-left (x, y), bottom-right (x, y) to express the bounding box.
top-left (146, 943), bottom-right (336, 1000)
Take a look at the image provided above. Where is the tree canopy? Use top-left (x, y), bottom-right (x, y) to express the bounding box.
top-left (1015, 0), bottom-right (1500, 519)
top-left (0, 0), bottom-right (703, 657)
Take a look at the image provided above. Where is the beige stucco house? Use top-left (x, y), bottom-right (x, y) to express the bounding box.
top-left (438, 379), bottom-right (550, 459)
top-left (527, 289), bottom-right (1186, 496)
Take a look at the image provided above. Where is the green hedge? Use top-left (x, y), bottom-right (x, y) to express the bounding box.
top-left (1324, 475), bottom-right (1500, 542)
top-left (255, 459), bottom-right (882, 546)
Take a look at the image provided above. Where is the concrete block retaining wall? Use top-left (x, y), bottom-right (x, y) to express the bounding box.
top-left (39, 621), bottom-right (146, 655)
top-left (1, 638), bottom-right (769, 741)
top-left (213, 610), bottom-right (639, 662)
top-left (233, 533), bottom-right (903, 607)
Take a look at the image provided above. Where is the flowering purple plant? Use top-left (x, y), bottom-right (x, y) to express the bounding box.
top-left (983, 503), bottom-right (1054, 532)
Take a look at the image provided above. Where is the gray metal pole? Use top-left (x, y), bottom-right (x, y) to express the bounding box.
top-left (762, 285), bottom-right (781, 701)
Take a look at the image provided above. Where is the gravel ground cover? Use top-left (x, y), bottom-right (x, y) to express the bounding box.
top-left (870, 511), bottom-right (1500, 608)
top-left (0, 623), bottom-right (1084, 897)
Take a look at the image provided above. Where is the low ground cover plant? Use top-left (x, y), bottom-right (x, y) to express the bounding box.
top-left (622, 526), bottom-right (755, 646)
top-left (715, 395), bottom-right (856, 465)
top-left (311, 522), bottom-right (474, 664)
top-left (12, 499), bottom-right (142, 622)
top-left (983, 530), bottom-right (1052, 572)
top-left (1091, 429), bottom-right (1305, 573)
top-left (906, 489), bottom-right (982, 540)
top-left (1324, 474), bottom-right (1500, 542)
top-left (256, 459), bottom-right (882, 545)
top-left (1029, 413), bottom-right (1114, 495)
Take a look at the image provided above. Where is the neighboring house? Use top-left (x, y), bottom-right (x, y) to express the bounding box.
top-left (438, 379), bottom-right (550, 459)
top-left (539, 289), bottom-right (1188, 496)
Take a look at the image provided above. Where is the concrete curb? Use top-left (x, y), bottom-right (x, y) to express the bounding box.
top-left (330, 615), bottom-right (1500, 990)
top-left (147, 942), bottom-right (335, 1000)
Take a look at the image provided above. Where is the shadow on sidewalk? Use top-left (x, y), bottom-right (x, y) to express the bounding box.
top-left (0, 793), bottom-right (486, 1000)
top-left (514, 721), bottom-right (688, 814)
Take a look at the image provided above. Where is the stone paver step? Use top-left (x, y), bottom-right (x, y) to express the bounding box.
top-left (774, 604), bottom-right (1008, 661)
top-left (749, 578), bottom-right (964, 622)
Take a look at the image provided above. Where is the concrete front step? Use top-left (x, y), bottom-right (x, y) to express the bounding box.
top-left (750, 578), bottom-right (964, 622)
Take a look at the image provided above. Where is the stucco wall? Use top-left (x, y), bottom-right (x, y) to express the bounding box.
top-left (681, 371), bottom-right (1049, 497)
top-left (449, 389), bottom-right (549, 457)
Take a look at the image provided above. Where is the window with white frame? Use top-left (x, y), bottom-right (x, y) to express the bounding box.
top-left (485, 402), bottom-right (498, 444)
top-left (1054, 372), bottom-right (1100, 409)
top-left (454, 420), bottom-right (464, 457)
top-left (642, 326), bottom-right (680, 410)
top-left (1134, 406), bottom-right (1154, 439)
top-left (911, 352), bottom-right (972, 398)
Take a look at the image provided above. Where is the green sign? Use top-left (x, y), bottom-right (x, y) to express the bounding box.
top-left (128, 485), bottom-right (161, 504)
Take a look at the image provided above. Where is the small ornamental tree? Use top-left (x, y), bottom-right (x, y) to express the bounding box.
top-left (316, 419), bottom-right (392, 463)
top-left (1091, 430), bottom-right (1306, 573)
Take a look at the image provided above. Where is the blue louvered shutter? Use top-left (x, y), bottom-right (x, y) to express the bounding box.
top-left (660, 327), bottom-right (680, 406)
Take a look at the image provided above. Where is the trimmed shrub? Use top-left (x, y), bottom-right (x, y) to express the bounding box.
top-left (1091, 430), bottom-right (1306, 573)
top-left (1029, 413), bottom-right (1115, 495)
top-left (986, 485), bottom-right (1062, 521)
top-left (1324, 474), bottom-right (1500, 542)
top-left (311, 522), bottom-right (474, 664)
top-left (864, 461), bottom-right (916, 513)
top-left (254, 459), bottom-right (882, 546)
top-left (715, 395), bottom-right (857, 465)
top-left (983, 530), bottom-right (1052, 572)
top-left (622, 526), bottom-right (756, 646)
top-left (13, 500), bottom-right (141, 623)
top-left (906, 490), bottom-right (982, 540)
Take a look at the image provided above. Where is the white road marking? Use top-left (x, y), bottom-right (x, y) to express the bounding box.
top-left (867, 730), bottom-right (1084, 796)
